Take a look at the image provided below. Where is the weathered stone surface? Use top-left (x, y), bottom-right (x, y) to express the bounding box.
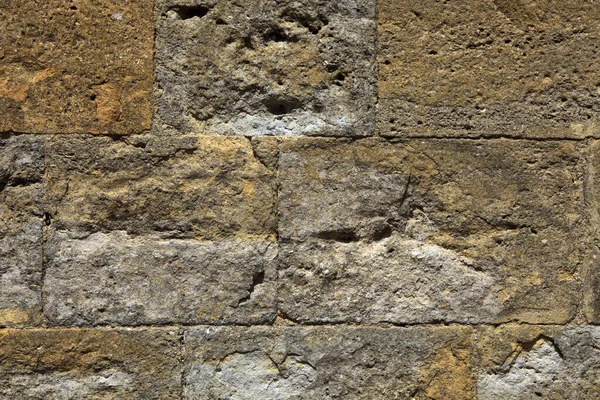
top-left (278, 138), bottom-right (585, 324)
top-left (46, 135), bottom-right (276, 240)
top-left (44, 230), bottom-right (277, 326)
top-left (184, 325), bottom-right (473, 399)
top-left (474, 325), bottom-right (600, 399)
top-left (0, 135), bottom-right (44, 327)
top-left (0, 328), bottom-right (181, 399)
top-left (155, 0), bottom-right (376, 136)
top-left (0, 0), bottom-right (153, 134)
top-left (584, 141), bottom-right (600, 324)
top-left (378, 0), bottom-right (600, 138)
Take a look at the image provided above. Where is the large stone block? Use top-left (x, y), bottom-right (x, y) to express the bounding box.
top-left (155, 0), bottom-right (376, 136)
top-left (183, 325), bottom-right (473, 399)
top-left (474, 325), bottom-right (600, 399)
top-left (0, 0), bottom-right (154, 134)
top-left (0, 135), bottom-right (44, 327)
top-left (44, 230), bottom-right (277, 326)
top-left (45, 135), bottom-right (276, 240)
top-left (278, 138), bottom-right (585, 324)
top-left (0, 328), bottom-right (182, 399)
top-left (377, 0), bottom-right (600, 138)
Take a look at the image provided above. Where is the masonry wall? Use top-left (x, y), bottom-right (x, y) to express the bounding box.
top-left (1, 0), bottom-right (600, 398)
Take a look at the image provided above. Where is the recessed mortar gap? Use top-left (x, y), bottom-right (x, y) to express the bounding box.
top-left (169, 5), bottom-right (210, 20)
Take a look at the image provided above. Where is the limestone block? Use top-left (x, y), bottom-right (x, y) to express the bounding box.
top-left (278, 138), bottom-right (585, 324)
top-left (378, 0), bottom-right (600, 138)
top-left (474, 325), bottom-right (600, 399)
top-left (0, 135), bottom-right (44, 327)
top-left (45, 135), bottom-right (277, 240)
top-left (183, 325), bottom-right (473, 399)
top-left (0, 0), bottom-right (154, 134)
top-left (44, 230), bottom-right (277, 326)
top-left (155, 0), bottom-right (376, 136)
top-left (0, 328), bottom-right (182, 399)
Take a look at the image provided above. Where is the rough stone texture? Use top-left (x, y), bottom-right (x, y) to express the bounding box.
top-left (0, 328), bottom-right (181, 399)
top-left (44, 230), bottom-right (277, 326)
top-left (0, 135), bottom-right (45, 327)
top-left (474, 325), bottom-right (600, 399)
top-left (278, 138), bottom-right (585, 324)
top-left (584, 141), bottom-right (600, 324)
top-left (183, 326), bottom-right (473, 399)
top-left (378, 0), bottom-right (600, 138)
top-left (0, 0), bottom-right (154, 134)
top-left (45, 135), bottom-right (276, 240)
top-left (155, 0), bottom-right (376, 136)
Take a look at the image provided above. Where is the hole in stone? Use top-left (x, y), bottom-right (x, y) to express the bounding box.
top-left (334, 72), bottom-right (346, 82)
top-left (264, 97), bottom-right (300, 115)
top-left (169, 5), bottom-right (210, 20)
top-left (428, 50), bottom-right (438, 55)
top-left (315, 229), bottom-right (358, 243)
top-left (216, 18), bottom-right (227, 25)
top-left (90, 93), bottom-right (97, 101)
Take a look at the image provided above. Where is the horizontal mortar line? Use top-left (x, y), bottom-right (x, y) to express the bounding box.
top-left (0, 321), bottom-right (595, 332)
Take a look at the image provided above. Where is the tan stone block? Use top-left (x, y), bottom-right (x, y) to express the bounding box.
top-left (0, 135), bottom-right (44, 327)
top-left (278, 138), bottom-right (585, 324)
top-left (377, 0), bottom-right (600, 137)
top-left (0, 328), bottom-right (182, 399)
top-left (46, 135), bottom-right (277, 240)
top-left (183, 325), bottom-right (473, 399)
top-left (474, 325), bottom-right (600, 399)
top-left (0, 0), bottom-right (153, 134)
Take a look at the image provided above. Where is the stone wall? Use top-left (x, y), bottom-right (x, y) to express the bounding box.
top-left (1, 0), bottom-right (600, 398)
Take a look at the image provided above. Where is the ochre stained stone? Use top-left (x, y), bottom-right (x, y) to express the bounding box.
top-left (278, 137), bottom-right (585, 324)
top-left (0, 135), bottom-right (45, 327)
top-left (0, 328), bottom-right (182, 399)
top-left (45, 135), bottom-right (277, 240)
top-left (155, 0), bottom-right (376, 136)
top-left (474, 325), bottom-right (600, 399)
top-left (377, 0), bottom-right (600, 138)
top-left (0, 0), bottom-right (154, 134)
top-left (183, 325), bottom-right (473, 399)
top-left (44, 230), bottom-right (277, 326)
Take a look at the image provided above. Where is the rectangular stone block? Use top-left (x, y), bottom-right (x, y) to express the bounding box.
top-left (183, 325), bottom-right (473, 399)
top-left (583, 140), bottom-right (600, 324)
top-left (474, 325), bottom-right (600, 399)
top-left (0, 328), bottom-right (182, 399)
top-left (0, 0), bottom-right (154, 134)
top-left (278, 138), bottom-right (585, 324)
top-left (377, 0), bottom-right (600, 138)
top-left (46, 135), bottom-right (276, 240)
top-left (155, 0), bottom-right (376, 136)
top-left (44, 230), bottom-right (277, 326)
top-left (0, 135), bottom-right (44, 327)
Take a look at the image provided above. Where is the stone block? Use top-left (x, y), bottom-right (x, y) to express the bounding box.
top-left (0, 328), bottom-right (182, 399)
top-left (0, 135), bottom-right (44, 327)
top-left (278, 138), bottom-right (585, 324)
top-left (183, 325), bottom-right (473, 399)
top-left (155, 0), bottom-right (376, 136)
top-left (45, 135), bottom-right (277, 240)
top-left (44, 230), bottom-right (277, 326)
top-left (377, 0), bottom-right (600, 138)
top-left (0, 0), bottom-right (154, 134)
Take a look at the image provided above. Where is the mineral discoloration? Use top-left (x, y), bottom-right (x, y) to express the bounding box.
top-left (44, 230), bottom-right (277, 326)
top-left (183, 325), bottom-right (473, 399)
top-left (0, 135), bottom-right (45, 327)
top-left (0, 0), bottom-right (154, 134)
top-left (0, 328), bottom-right (182, 399)
top-left (378, 0), bottom-right (600, 138)
top-left (278, 138), bottom-right (585, 324)
top-left (155, 0), bottom-right (376, 136)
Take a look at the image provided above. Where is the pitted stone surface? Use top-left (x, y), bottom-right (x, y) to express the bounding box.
top-left (378, 0), bottom-right (600, 138)
top-left (183, 325), bottom-right (473, 399)
top-left (155, 0), bottom-right (376, 136)
top-left (475, 326), bottom-right (600, 399)
top-left (0, 135), bottom-right (44, 327)
top-left (0, 0), bottom-right (154, 134)
top-left (44, 230), bottom-right (277, 326)
top-left (0, 328), bottom-right (181, 399)
top-left (278, 138), bottom-right (585, 324)
top-left (46, 135), bottom-right (277, 240)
